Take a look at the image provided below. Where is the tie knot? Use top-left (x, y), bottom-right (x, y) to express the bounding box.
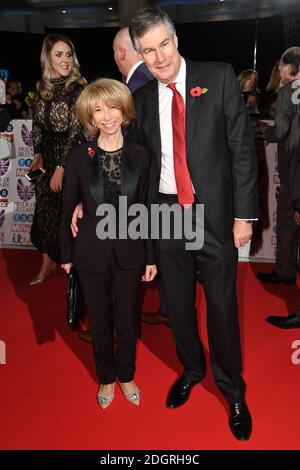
top-left (167, 82), bottom-right (177, 92)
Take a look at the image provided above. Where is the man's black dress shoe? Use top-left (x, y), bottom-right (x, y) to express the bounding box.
top-left (256, 270), bottom-right (296, 285)
top-left (229, 401), bottom-right (252, 441)
top-left (140, 312), bottom-right (170, 327)
top-left (166, 375), bottom-right (200, 408)
top-left (266, 313), bottom-right (300, 329)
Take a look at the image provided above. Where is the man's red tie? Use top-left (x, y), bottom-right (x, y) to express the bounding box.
top-left (167, 82), bottom-right (194, 207)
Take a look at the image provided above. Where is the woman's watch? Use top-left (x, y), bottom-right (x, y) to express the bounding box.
top-left (56, 165), bottom-right (64, 169)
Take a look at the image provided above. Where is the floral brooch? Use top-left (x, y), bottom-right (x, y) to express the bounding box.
top-left (88, 147), bottom-right (95, 158)
top-left (190, 86), bottom-right (208, 97)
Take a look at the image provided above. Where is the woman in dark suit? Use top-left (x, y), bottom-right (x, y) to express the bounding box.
top-left (60, 78), bottom-right (156, 409)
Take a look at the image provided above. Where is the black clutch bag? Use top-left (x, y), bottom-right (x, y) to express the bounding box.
top-left (67, 266), bottom-right (84, 329)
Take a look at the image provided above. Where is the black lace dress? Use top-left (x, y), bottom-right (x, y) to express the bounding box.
top-left (30, 77), bottom-right (85, 262)
top-left (98, 146), bottom-right (122, 208)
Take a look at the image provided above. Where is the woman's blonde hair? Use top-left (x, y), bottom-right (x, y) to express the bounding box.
top-left (38, 33), bottom-right (86, 100)
top-left (266, 61), bottom-right (281, 93)
top-left (237, 69), bottom-right (258, 92)
top-left (75, 78), bottom-right (136, 136)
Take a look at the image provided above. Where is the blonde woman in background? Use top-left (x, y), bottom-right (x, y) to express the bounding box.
top-left (29, 33), bottom-right (86, 284)
top-left (237, 69), bottom-right (259, 93)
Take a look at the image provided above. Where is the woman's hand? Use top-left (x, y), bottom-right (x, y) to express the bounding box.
top-left (28, 153), bottom-right (43, 172)
top-left (50, 166), bottom-right (64, 192)
top-left (71, 202), bottom-right (83, 237)
top-left (142, 264), bottom-right (157, 282)
top-left (61, 263), bottom-right (73, 274)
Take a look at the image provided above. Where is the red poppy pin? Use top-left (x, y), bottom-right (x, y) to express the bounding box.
top-left (88, 147), bottom-right (95, 158)
top-left (190, 86), bottom-right (208, 97)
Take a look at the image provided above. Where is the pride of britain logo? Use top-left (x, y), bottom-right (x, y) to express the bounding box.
top-left (0, 209), bottom-right (5, 228)
top-left (0, 160), bottom-right (10, 177)
top-left (16, 178), bottom-right (35, 202)
top-left (21, 124), bottom-right (33, 147)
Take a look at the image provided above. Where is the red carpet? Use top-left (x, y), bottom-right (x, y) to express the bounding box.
top-left (1, 249), bottom-right (300, 450)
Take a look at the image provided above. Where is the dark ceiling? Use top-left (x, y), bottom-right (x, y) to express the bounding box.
top-left (0, 0), bottom-right (299, 32)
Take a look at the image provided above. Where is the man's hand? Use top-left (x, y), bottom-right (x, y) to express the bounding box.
top-left (50, 166), bottom-right (64, 192)
top-left (28, 153), bottom-right (43, 172)
top-left (71, 202), bottom-right (83, 237)
top-left (295, 210), bottom-right (300, 226)
top-left (233, 220), bottom-right (253, 248)
top-left (61, 262), bottom-right (73, 274)
top-left (142, 265), bottom-right (157, 282)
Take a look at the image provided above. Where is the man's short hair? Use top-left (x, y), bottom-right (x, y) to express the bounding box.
top-left (129, 7), bottom-right (175, 52)
top-left (281, 47), bottom-right (300, 76)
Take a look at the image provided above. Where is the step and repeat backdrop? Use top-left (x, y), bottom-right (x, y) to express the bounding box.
top-left (0, 120), bottom-right (277, 261)
top-left (239, 129), bottom-right (278, 263)
top-left (0, 120), bottom-right (34, 247)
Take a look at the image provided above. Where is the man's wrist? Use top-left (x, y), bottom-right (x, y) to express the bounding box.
top-left (235, 218), bottom-right (257, 223)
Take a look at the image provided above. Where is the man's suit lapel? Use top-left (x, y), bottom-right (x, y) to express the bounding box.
top-left (185, 59), bottom-right (204, 158)
top-left (121, 143), bottom-right (142, 205)
top-left (83, 141), bottom-right (105, 206)
top-left (146, 80), bottom-right (162, 171)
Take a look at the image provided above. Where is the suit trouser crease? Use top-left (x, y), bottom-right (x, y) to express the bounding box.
top-left (156, 196), bottom-right (245, 403)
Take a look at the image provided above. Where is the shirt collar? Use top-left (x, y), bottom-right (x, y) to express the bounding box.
top-left (158, 56), bottom-right (186, 90)
top-left (126, 60), bottom-right (144, 84)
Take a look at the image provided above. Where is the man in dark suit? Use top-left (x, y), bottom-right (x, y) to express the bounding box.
top-left (266, 116), bottom-right (300, 329)
top-left (128, 7), bottom-right (258, 440)
top-left (257, 47), bottom-right (300, 286)
top-left (113, 26), bottom-right (154, 93)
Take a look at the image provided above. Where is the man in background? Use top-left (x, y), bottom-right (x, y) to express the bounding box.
top-left (266, 130), bottom-right (300, 329)
top-left (113, 27), bottom-right (154, 93)
top-left (257, 47), bottom-right (300, 286)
